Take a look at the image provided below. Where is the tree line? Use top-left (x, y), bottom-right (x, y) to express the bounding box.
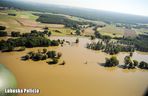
top-left (86, 40), bottom-right (135, 55)
top-left (0, 30), bottom-right (58, 52)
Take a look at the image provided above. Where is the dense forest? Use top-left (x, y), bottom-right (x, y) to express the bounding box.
top-left (34, 13), bottom-right (89, 29)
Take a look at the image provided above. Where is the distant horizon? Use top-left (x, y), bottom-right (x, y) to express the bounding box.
top-left (14, 0), bottom-right (148, 17)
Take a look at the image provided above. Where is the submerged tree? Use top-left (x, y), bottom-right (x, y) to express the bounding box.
top-left (48, 58), bottom-right (58, 64)
top-left (104, 56), bottom-right (119, 67)
top-left (138, 61), bottom-right (148, 69)
top-left (123, 56), bottom-right (137, 69)
top-left (76, 38), bottom-right (79, 43)
top-left (75, 30), bottom-right (81, 35)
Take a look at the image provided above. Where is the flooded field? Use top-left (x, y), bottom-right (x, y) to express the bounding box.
top-left (0, 36), bottom-right (148, 96)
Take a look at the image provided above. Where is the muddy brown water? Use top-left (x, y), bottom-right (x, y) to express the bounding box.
top-left (0, 36), bottom-right (148, 96)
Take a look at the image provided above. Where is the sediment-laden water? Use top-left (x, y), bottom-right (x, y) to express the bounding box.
top-left (0, 36), bottom-right (148, 96)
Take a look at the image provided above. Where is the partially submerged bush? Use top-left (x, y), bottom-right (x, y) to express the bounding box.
top-left (139, 61), bottom-right (148, 69)
top-left (47, 51), bottom-right (56, 58)
top-left (123, 56), bottom-right (139, 69)
top-left (75, 38), bottom-right (79, 43)
top-left (22, 55), bottom-right (30, 60)
top-left (48, 58), bottom-right (58, 64)
top-left (16, 47), bottom-right (26, 51)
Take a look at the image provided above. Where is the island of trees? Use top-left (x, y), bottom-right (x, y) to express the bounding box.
top-left (22, 48), bottom-right (65, 65)
top-left (103, 55), bottom-right (148, 70)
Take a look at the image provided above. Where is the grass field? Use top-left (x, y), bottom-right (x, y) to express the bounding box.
top-left (97, 25), bottom-right (124, 37)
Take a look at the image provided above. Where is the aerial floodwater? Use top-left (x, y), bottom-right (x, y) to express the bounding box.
top-left (0, 36), bottom-right (148, 96)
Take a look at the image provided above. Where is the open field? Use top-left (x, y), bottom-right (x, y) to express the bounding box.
top-left (0, 10), bottom-right (73, 35)
top-left (124, 29), bottom-right (137, 38)
top-left (83, 27), bottom-right (95, 36)
top-left (1, 10), bottom-right (147, 37)
top-left (98, 25), bottom-right (124, 37)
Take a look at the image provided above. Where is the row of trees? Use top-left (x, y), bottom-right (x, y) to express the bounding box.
top-left (103, 55), bottom-right (148, 70)
top-left (86, 41), bottom-right (135, 55)
top-left (0, 30), bottom-right (51, 37)
top-left (0, 29), bottom-right (55, 52)
top-left (0, 36), bottom-right (59, 52)
top-left (14, 30), bottom-right (51, 37)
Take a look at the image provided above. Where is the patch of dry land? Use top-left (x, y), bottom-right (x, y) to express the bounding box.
top-left (98, 25), bottom-right (125, 37)
top-left (0, 10), bottom-right (73, 35)
top-left (0, 36), bottom-right (148, 96)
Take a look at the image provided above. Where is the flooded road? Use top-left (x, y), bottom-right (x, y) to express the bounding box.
top-left (0, 36), bottom-right (148, 96)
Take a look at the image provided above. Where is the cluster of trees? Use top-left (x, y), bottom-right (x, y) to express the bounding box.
top-left (86, 41), bottom-right (105, 50)
top-left (0, 26), bottom-right (7, 37)
top-left (94, 30), bottom-right (148, 52)
top-left (86, 41), bottom-right (135, 55)
top-left (123, 56), bottom-right (148, 69)
top-left (91, 30), bottom-right (148, 53)
top-left (104, 56), bottom-right (119, 67)
top-left (94, 31), bottom-right (112, 43)
top-left (104, 43), bottom-right (135, 55)
top-left (123, 56), bottom-right (138, 69)
top-left (0, 31), bottom-right (7, 37)
top-left (75, 29), bottom-right (81, 35)
top-left (0, 26), bottom-right (6, 30)
top-left (103, 55), bottom-right (148, 70)
top-left (22, 49), bottom-right (64, 65)
top-left (11, 31), bottom-right (20, 37)
top-left (21, 48), bottom-right (65, 65)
